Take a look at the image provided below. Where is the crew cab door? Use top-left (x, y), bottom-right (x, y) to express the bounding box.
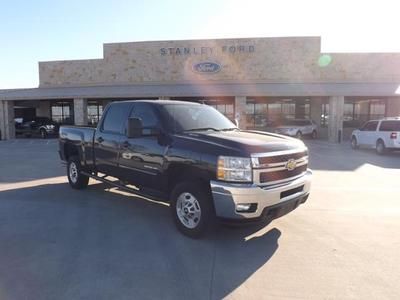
top-left (94, 102), bottom-right (132, 176)
top-left (118, 103), bottom-right (169, 190)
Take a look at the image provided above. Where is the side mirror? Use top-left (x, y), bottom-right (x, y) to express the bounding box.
top-left (127, 117), bottom-right (143, 138)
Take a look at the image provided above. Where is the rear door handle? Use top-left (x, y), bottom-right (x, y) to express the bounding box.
top-left (97, 137), bottom-right (104, 143)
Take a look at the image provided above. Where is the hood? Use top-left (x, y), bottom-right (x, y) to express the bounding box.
top-left (176, 130), bottom-right (305, 155)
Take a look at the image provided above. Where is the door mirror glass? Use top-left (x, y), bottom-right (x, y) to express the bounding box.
top-left (127, 117), bottom-right (143, 138)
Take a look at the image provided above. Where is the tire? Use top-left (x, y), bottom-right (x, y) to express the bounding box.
top-left (351, 136), bottom-right (359, 150)
top-left (170, 181), bottom-right (215, 238)
top-left (311, 130), bottom-right (317, 139)
top-left (376, 140), bottom-right (386, 155)
top-left (40, 129), bottom-right (47, 139)
top-left (67, 156), bottom-right (89, 189)
top-left (295, 131), bottom-right (302, 139)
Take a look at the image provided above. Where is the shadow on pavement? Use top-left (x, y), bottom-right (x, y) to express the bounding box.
top-left (0, 181), bottom-right (280, 300)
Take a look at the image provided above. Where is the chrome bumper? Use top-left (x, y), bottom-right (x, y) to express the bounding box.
top-left (210, 169), bottom-right (312, 219)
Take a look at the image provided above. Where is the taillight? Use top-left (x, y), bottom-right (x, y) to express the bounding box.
top-left (390, 132), bottom-right (397, 139)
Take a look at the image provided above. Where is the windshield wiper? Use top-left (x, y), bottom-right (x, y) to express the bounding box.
top-left (183, 127), bottom-right (220, 132)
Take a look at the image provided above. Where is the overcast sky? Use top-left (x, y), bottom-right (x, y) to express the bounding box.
top-left (1, 0), bottom-right (399, 89)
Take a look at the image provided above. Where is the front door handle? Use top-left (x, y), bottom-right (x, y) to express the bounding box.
top-left (97, 137), bottom-right (104, 143)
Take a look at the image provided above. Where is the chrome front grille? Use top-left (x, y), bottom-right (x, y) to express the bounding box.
top-left (251, 149), bottom-right (309, 186)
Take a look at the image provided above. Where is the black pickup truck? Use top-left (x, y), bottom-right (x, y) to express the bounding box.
top-left (59, 100), bottom-right (312, 237)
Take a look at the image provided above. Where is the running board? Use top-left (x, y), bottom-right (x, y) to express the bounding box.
top-left (81, 171), bottom-right (166, 202)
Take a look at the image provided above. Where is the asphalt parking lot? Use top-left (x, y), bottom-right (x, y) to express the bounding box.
top-left (0, 139), bottom-right (400, 299)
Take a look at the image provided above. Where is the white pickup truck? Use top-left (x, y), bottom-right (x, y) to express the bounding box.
top-left (351, 117), bottom-right (400, 154)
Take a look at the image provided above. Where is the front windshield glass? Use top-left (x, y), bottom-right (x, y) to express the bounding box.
top-left (160, 103), bottom-right (236, 133)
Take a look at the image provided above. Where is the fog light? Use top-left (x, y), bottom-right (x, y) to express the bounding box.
top-left (236, 204), bottom-right (252, 212)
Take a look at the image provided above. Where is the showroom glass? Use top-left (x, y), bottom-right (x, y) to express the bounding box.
top-left (87, 100), bottom-right (103, 126)
top-left (161, 104), bottom-right (236, 132)
top-left (51, 101), bottom-right (74, 124)
top-left (246, 99), bottom-right (309, 128)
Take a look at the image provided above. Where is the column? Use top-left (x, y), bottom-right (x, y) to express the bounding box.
top-left (328, 96), bottom-right (344, 143)
top-left (73, 98), bottom-right (88, 126)
top-left (310, 97), bottom-right (322, 124)
top-left (0, 100), bottom-right (15, 140)
top-left (234, 96), bottom-right (247, 129)
top-left (386, 97), bottom-right (400, 117)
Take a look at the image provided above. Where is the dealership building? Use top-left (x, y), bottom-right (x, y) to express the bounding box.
top-left (1, 36), bottom-right (400, 141)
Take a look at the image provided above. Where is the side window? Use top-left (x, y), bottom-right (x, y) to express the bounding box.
top-left (379, 121), bottom-right (400, 131)
top-left (363, 121), bottom-right (378, 131)
top-left (101, 103), bottom-right (130, 134)
top-left (130, 103), bottom-right (159, 128)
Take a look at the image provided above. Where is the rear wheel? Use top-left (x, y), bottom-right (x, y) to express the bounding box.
top-left (67, 156), bottom-right (89, 189)
top-left (376, 140), bottom-right (386, 155)
top-left (170, 181), bottom-right (215, 238)
top-left (351, 137), bottom-right (359, 150)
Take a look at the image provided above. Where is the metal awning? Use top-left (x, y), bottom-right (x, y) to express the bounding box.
top-left (0, 82), bottom-right (400, 100)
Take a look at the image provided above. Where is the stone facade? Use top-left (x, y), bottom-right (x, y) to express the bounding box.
top-left (39, 37), bottom-right (400, 87)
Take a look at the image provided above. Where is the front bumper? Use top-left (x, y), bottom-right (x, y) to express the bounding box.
top-left (210, 169), bottom-right (312, 220)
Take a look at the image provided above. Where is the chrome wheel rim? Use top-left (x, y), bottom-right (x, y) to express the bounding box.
top-left (176, 192), bottom-right (201, 229)
top-left (69, 162), bottom-right (78, 183)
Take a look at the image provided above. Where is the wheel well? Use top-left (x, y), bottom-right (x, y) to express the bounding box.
top-left (376, 138), bottom-right (385, 146)
top-left (64, 143), bottom-right (79, 161)
top-left (166, 165), bottom-right (211, 197)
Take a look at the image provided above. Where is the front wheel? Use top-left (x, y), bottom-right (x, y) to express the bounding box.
top-left (295, 131), bottom-right (302, 139)
top-left (170, 181), bottom-right (215, 238)
top-left (351, 137), bottom-right (359, 150)
top-left (67, 156), bottom-right (89, 189)
top-left (311, 130), bottom-right (317, 139)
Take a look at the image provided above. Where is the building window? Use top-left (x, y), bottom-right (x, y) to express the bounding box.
top-left (321, 103), bottom-right (329, 127)
top-left (87, 100), bottom-right (104, 126)
top-left (246, 98), bottom-right (308, 128)
top-left (208, 102), bottom-right (234, 120)
top-left (51, 101), bottom-right (74, 124)
top-left (344, 98), bottom-right (386, 127)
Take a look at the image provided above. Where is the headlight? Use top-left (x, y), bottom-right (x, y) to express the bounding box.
top-left (217, 156), bottom-right (252, 182)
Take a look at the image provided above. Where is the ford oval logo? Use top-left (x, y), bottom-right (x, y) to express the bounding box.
top-left (192, 62), bottom-right (221, 74)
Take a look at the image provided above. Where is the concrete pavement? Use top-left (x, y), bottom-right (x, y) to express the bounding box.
top-left (0, 139), bottom-right (399, 299)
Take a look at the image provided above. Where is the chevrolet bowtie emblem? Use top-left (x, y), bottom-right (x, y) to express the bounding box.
top-left (285, 159), bottom-right (297, 171)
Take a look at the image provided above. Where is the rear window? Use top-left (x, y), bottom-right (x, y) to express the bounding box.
top-left (379, 120), bottom-right (400, 131)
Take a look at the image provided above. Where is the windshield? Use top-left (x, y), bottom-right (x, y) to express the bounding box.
top-left (160, 103), bottom-right (237, 133)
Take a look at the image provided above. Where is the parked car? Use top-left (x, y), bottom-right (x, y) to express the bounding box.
top-left (59, 100), bottom-right (312, 238)
top-left (351, 117), bottom-right (400, 154)
top-left (274, 119), bottom-right (318, 139)
top-left (15, 117), bottom-right (59, 138)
